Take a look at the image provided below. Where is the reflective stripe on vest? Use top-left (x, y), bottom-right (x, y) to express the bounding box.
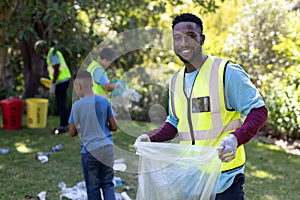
top-left (86, 60), bottom-right (108, 98)
top-left (179, 119), bottom-right (242, 140)
top-left (169, 56), bottom-right (246, 171)
top-left (46, 47), bottom-right (71, 82)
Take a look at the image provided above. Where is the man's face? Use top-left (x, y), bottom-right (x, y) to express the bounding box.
top-left (173, 22), bottom-right (205, 64)
top-left (99, 58), bottom-right (112, 68)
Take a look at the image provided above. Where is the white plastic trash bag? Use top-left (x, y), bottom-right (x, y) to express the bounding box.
top-left (135, 142), bottom-right (222, 200)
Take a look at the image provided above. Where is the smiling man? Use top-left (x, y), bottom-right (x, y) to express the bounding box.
top-left (135, 13), bottom-right (268, 199)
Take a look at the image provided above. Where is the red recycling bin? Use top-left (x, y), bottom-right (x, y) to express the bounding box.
top-left (1, 98), bottom-right (23, 130)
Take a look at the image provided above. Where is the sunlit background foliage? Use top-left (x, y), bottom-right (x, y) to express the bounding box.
top-left (0, 0), bottom-right (299, 138)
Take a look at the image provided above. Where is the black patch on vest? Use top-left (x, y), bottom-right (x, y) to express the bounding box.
top-left (192, 96), bottom-right (210, 113)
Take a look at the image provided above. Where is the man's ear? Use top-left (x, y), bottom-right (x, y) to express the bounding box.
top-left (74, 82), bottom-right (81, 90)
top-left (79, 83), bottom-right (83, 90)
top-left (200, 34), bottom-right (205, 45)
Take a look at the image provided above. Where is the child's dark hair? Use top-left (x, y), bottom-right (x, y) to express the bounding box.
top-left (172, 13), bottom-right (203, 32)
top-left (74, 70), bottom-right (92, 80)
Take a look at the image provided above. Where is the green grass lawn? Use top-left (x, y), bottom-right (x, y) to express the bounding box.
top-left (0, 115), bottom-right (299, 200)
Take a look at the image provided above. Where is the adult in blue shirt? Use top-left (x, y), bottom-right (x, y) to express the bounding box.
top-left (35, 40), bottom-right (71, 134)
top-left (87, 48), bottom-right (123, 100)
top-left (135, 13), bottom-right (268, 199)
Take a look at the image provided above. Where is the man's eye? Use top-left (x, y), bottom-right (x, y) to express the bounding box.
top-left (174, 35), bottom-right (197, 42)
top-left (188, 35), bottom-right (197, 40)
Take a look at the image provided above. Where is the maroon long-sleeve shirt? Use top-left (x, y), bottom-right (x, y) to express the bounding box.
top-left (146, 106), bottom-right (268, 146)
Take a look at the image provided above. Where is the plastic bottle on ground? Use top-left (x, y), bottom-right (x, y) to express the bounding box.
top-left (50, 144), bottom-right (63, 152)
top-left (58, 181), bottom-right (66, 189)
top-left (113, 177), bottom-right (125, 187)
top-left (0, 148), bottom-right (11, 154)
top-left (36, 152), bottom-right (50, 163)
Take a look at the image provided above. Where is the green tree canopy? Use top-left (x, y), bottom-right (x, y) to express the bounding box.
top-left (0, 0), bottom-right (224, 98)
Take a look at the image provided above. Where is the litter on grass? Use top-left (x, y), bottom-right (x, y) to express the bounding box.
top-left (113, 158), bottom-right (127, 172)
top-left (58, 179), bottom-right (131, 200)
top-left (36, 144), bottom-right (63, 163)
top-left (37, 191), bottom-right (46, 200)
top-left (36, 152), bottom-right (50, 163)
top-left (135, 142), bottom-right (222, 200)
top-left (0, 148), bottom-right (11, 154)
top-left (58, 181), bottom-right (87, 200)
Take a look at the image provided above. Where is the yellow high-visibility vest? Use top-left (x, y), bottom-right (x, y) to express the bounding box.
top-left (86, 60), bottom-right (109, 100)
top-left (169, 56), bottom-right (246, 171)
top-left (46, 47), bottom-right (71, 83)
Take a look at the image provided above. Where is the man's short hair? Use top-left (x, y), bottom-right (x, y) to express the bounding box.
top-left (172, 13), bottom-right (203, 32)
top-left (100, 47), bottom-right (118, 61)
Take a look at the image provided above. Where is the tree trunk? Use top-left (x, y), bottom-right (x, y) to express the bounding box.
top-left (0, 1), bottom-right (16, 92)
top-left (19, 38), bottom-right (48, 98)
top-left (0, 43), bottom-right (13, 91)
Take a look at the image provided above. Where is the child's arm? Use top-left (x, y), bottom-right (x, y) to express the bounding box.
top-left (68, 108), bottom-right (77, 137)
top-left (108, 117), bottom-right (117, 131)
top-left (69, 124), bottom-right (78, 137)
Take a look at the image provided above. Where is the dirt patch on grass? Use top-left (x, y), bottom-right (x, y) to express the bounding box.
top-left (253, 133), bottom-right (300, 156)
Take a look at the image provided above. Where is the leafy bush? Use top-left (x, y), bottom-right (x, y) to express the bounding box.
top-left (262, 10), bottom-right (300, 138)
top-left (262, 65), bottom-right (300, 138)
top-left (223, 0), bottom-right (300, 139)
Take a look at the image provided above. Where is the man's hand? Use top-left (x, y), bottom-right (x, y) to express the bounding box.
top-left (49, 83), bottom-right (55, 94)
top-left (217, 134), bottom-right (238, 163)
top-left (134, 134), bottom-right (150, 150)
top-left (114, 82), bottom-right (124, 91)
